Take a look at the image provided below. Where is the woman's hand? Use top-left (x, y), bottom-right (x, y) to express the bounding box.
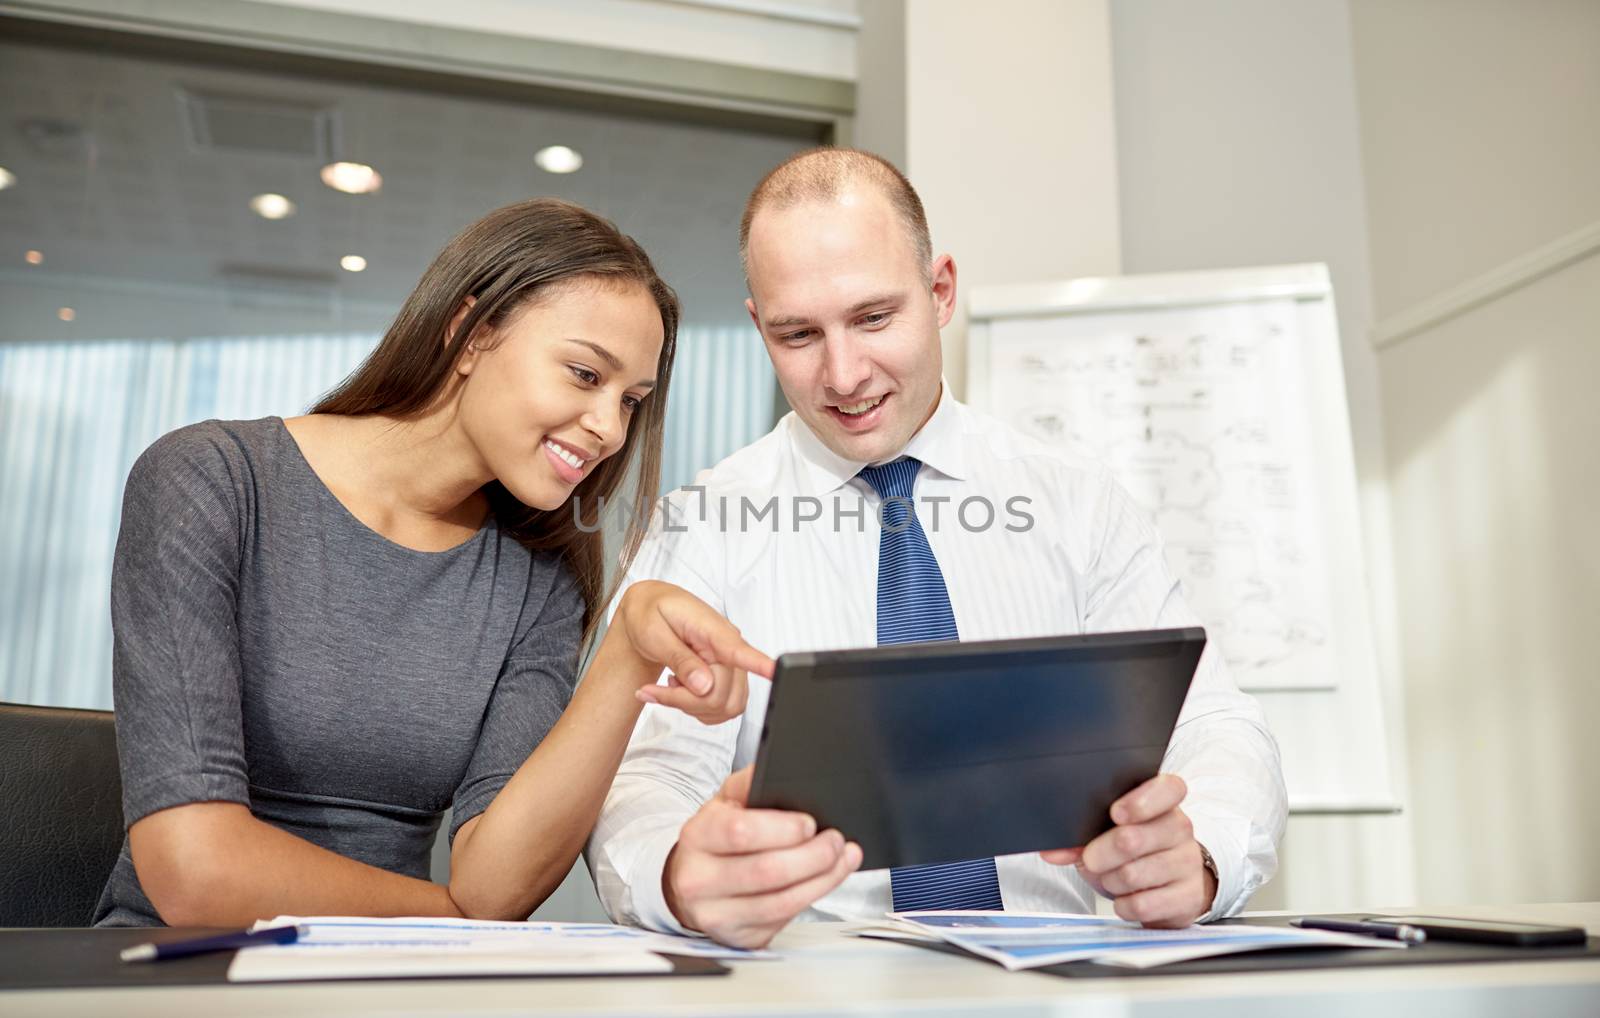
top-left (613, 580), bottom-right (775, 725)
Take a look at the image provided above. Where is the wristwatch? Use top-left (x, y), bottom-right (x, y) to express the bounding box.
top-left (1198, 843), bottom-right (1219, 888)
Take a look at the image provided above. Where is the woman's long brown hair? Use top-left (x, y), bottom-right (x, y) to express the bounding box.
top-left (312, 198), bottom-right (678, 639)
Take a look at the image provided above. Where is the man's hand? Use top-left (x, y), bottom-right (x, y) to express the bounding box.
top-left (1040, 773), bottom-right (1216, 928)
top-left (663, 766), bottom-right (862, 948)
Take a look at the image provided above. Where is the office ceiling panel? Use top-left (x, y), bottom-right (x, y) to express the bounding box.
top-left (0, 34), bottom-right (809, 342)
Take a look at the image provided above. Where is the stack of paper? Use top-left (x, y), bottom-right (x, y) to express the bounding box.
top-left (873, 911), bottom-right (1407, 970)
top-left (228, 915), bottom-right (771, 982)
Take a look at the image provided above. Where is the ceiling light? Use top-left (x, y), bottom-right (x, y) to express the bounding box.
top-left (320, 161), bottom-right (382, 194)
top-left (57, 307), bottom-right (76, 322)
top-left (0, 167), bottom-right (15, 190)
top-left (340, 255), bottom-right (367, 272)
top-left (25, 250), bottom-right (43, 265)
top-left (249, 193), bottom-right (296, 219)
top-left (533, 145), bottom-right (583, 174)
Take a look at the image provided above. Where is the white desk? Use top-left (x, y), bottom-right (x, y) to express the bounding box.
top-left (7, 903), bottom-right (1599, 1017)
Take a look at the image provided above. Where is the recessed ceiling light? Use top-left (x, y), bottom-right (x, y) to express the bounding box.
top-left (534, 145), bottom-right (583, 174)
top-left (249, 193), bottom-right (296, 219)
top-left (0, 166), bottom-right (16, 190)
top-left (57, 307), bottom-right (75, 322)
top-left (25, 249), bottom-right (43, 265)
top-left (340, 254), bottom-right (367, 272)
top-left (320, 161), bottom-right (382, 194)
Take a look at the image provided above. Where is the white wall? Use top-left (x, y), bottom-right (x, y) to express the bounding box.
top-left (1352, 0), bottom-right (1600, 318)
top-left (1378, 256), bottom-right (1600, 905)
top-left (1351, 0), bottom-right (1600, 905)
top-left (851, 0), bottom-right (905, 169)
top-left (857, 0), bottom-right (1122, 400)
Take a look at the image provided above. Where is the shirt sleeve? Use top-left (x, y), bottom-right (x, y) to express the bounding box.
top-left (1079, 468), bottom-right (1289, 920)
top-left (584, 485), bottom-right (744, 934)
top-left (110, 427), bottom-right (253, 828)
top-left (449, 559), bottom-right (583, 841)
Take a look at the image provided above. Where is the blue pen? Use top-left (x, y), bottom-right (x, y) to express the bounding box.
top-left (120, 924), bottom-right (304, 962)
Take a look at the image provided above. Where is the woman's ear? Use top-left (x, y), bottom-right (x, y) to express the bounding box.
top-left (448, 296), bottom-right (480, 377)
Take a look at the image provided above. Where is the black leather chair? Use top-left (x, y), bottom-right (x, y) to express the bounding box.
top-left (0, 702), bottom-right (125, 927)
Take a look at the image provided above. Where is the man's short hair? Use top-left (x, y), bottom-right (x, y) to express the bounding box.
top-left (739, 147), bottom-right (933, 286)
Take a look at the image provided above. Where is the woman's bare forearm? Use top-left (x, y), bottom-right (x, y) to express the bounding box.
top-left (130, 802), bottom-right (460, 927)
top-left (445, 624), bottom-right (657, 919)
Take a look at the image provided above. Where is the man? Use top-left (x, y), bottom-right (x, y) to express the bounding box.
top-left (586, 148), bottom-right (1286, 949)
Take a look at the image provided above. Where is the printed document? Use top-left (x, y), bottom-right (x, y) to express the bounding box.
top-left (881, 911), bottom-right (1407, 970)
top-left (227, 915), bottom-right (770, 982)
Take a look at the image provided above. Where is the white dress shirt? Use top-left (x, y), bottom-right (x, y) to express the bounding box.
top-left (586, 384), bottom-right (1287, 933)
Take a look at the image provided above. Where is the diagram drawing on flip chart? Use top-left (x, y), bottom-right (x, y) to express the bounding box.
top-left (968, 264), bottom-right (1377, 695)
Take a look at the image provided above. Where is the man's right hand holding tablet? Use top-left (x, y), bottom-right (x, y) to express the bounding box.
top-left (662, 765), bottom-right (863, 948)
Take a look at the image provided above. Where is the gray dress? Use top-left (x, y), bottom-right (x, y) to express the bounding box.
top-left (93, 418), bottom-right (581, 926)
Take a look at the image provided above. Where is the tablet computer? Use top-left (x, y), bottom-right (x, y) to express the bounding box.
top-left (747, 628), bottom-right (1205, 871)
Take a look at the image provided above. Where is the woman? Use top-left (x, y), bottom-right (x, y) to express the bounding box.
top-left (93, 198), bottom-right (765, 926)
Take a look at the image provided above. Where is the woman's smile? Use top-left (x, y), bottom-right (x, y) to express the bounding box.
top-left (542, 436), bottom-right (592, 484)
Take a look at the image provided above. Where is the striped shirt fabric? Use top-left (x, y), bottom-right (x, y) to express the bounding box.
top-left (586, 383), bottom-right (1287, 935)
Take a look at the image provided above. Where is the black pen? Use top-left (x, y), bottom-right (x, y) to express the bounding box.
top-left (1291, 917), bottom-right (1427, 944)
top-left (120, 923), bottom-right (304, 962)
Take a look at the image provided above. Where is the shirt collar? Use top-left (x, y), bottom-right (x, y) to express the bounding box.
top-left (790, 379), bottom-right (970, 495)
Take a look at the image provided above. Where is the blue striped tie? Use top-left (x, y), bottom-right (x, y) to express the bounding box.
top-left (859, 457), bottom-right (1004, 913)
